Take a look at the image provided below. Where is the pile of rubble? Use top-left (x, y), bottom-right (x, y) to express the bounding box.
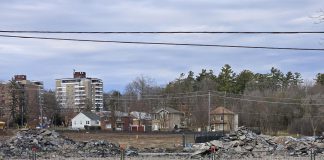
top-left (0, 129), bottom-right (132, 159)
top-left (190, 127), bottom-right (324, 159)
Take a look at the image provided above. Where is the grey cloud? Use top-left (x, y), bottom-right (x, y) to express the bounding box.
top-left (1, 0), bottom-right (324, 91)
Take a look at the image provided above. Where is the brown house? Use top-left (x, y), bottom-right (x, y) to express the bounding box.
top-left (129, 111), bottom-right (152, 132)
top-left (210, 107), bottom-right (238, 132)
top-left (152, 107), bottom-right (184, 131)
top-left (100, 111), bottom-right (132, 131)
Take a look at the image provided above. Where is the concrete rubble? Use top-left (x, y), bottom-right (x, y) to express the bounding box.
top-left (0, 127), bottom-right (323, 159)
top-left (0, 129), bottom-right (138, 159)
top-left (189, 126), bottom-right (324, 159)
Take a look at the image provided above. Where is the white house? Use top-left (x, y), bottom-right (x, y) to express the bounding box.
top-left (71, 112), bottom-right (100, 129)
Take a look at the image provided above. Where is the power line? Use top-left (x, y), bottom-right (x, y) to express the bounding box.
top-left (102, 93), bottom-right (324, 106)
top-left (188, 110), bottom-right (324, 118)
top-left (2, 87), bottom-right (324, 102)
top-left (210, 90), bottom-right (301, 101)
top-left (0, 34), bottom-right (324, 51)
top-left (214, 94), bottom-right (324, 106)
top-left (1, 30), bottom-right (324, 34)
top-left (120, 90), bottom-right (324, 101)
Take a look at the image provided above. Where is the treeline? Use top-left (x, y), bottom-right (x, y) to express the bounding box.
top-left (164, 64), bottom-right (303, 94)
top-left (105, 64), bottom-right (324, 136)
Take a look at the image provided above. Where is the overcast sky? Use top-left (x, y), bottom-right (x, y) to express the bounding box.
top-left (1, 0), bottom-right (324, 92)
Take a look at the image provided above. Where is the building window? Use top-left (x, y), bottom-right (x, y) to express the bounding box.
top-left (74, 121), bottom-right (76, 125)
top-left (80, 121), bottom-right (82, 124)
top-left (86, 121), bottom-right (90, 124)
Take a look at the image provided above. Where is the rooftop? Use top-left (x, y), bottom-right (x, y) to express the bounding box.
top-left (210, 107), bottom-right (235, 115)
top-left (81, 111), bottom-right (100, 120)
top-left (153, 106), bottom-right (182, 114)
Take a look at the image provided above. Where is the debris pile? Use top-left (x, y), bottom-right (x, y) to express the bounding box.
top-left (190, 127), bottom-right (324, 159)
top-left (0, 129), bottom-right (123, 159)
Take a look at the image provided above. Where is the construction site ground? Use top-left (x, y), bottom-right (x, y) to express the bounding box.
top-left (1, 130), bottom-right (323, 159)
top-left (60, 131), bottom-right (196, 151)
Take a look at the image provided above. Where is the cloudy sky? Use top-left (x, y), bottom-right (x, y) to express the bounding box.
top-left (0, 0), bottom-right (324, 92)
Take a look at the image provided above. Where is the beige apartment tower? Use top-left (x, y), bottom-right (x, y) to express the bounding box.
top-left (55, 72), bottom-right (103, 112)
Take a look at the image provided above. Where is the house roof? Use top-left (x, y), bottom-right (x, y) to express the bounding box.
top-left (97, 111), bottom-right (130, 118)
top-left (210, 107), bottom-right (234, 115)
top-left (81, 112), bottom-right (100, 120)
top-left (113, 111), bottom-right (129, 117)
top-left (130, 111), bottom-right (152, 120)
top-left (153, 107), bottom-right (182, 114)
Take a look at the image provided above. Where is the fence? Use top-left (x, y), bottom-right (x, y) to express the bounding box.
top-left (194, 131), bottom-right (224, 143)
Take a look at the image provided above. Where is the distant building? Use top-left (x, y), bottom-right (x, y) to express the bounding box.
top-left (210, 107), bottom-right (238, 132)
top-left (100, 111), bottom-right (132, 131)
top-left (152, 107), bottom-right (183, 131)
top-left (55, 71), bottom-right (103, 113)
top-left (130, 111), bottom-right (152, 132)
top-left (0, 75), bottom-right (44, 128)
top-left (71, 112), bottom-right (100, 129)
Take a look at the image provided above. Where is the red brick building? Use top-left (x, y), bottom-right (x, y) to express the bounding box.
top-left (100, 111), bottom-right (132, 131)
top-left (0, 75), bottom-right (44, 128)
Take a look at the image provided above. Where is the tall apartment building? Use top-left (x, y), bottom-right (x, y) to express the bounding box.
top-left (0, 75), bottom-right (44, 127)
top-left (55, 72), bottom-right (103, 112)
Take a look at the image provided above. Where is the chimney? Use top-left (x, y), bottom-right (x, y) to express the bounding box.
top-left (73, 72), bottom-right (86, 78)
top-left (14, 75), bottom-right (27, 81)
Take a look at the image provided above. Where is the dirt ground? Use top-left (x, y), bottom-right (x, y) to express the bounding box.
top-left (60, 131), bottom-right (195, 150)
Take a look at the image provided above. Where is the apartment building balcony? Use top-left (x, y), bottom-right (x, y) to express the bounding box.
top-left (74, 91), bottom-right (85, 94)
top-left (75, 90), bottom-right (86, 93)
top-left (74, 98), bottom-right (86, 101)
top-left (60, 97), bottom-right (68, 101)
top-left (74, 85), bottom-right (85, 88)
top-left (75, 102), bottom-right (85, 105)
top-left (75, 93), bottom-right (87, 96)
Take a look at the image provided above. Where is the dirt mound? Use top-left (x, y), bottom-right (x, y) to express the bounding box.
top-left (0, 129), bottom-right (129, 159)
top-left (190, 126), bottom-right (324, 159)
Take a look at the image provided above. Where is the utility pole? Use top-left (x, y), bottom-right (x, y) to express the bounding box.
top-left (39, 89), bottom-right (43, 128)
top-left (21, 84), bottom-right (25, 128)
top-left (223, 91), bottom-right (226, 136)
top-left (208, 91), bottom-right (211, 132)
top-left (124, 98), bottom-right (126, 113)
